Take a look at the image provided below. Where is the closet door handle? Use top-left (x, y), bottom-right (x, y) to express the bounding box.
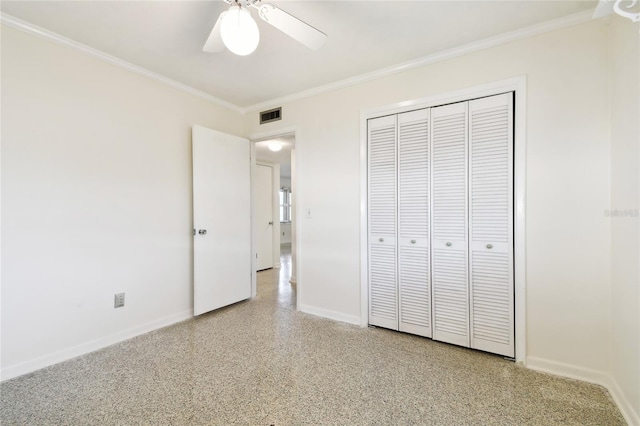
top-left (379, 238), bottom-right (384, 243)
top-left (411, 240), bottom-right (416, 244)
top-left (486, 244), bottom-right (493, 249)
top-left (446, 242), bottom-right (452, 247)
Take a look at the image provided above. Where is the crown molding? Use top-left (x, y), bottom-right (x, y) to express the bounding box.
top-left (2, 9), bottom-right (595, 115)
top-left (244, 9), bottom-right (594, 113)
top-left (0, 13), bottom-right (244, 114)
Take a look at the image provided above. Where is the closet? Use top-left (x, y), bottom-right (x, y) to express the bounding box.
top-left (367, 92), bottom-right (514, 358)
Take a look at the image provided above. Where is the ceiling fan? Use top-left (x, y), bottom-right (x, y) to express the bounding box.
top-left (593, 0), bottom-right (640, 23)
top-left (203, 0), bottom-right (327, 56)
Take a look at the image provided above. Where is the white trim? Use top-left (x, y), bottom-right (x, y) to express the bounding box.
top-left (249, 126), bottom-right (300, 142)
top-left (513, 79), bottom-right (528, 366)
top-left (359, 110), bottom-right (369, 327)
top-left (250, 144), bottom-right (257, 298)
top-left (2, 10), bottom-right (591, 115)
top-left (526, 356), bottom-right (639, 426)
top-left (526, 356), bottom-right (610, 387)
top-left (359, 77), bottom-right (527, 362)
top-left (245, 10), bottom-right (592, 113)
top-left (0, 309), bottom-right (192, 382)
top-left (250, 143), bottom-right (257, 298)
top-left (299, 304), bottom-right (361, 326)
top-left (607, 375), bottom-right (640, 426)
top-left (0, 13), bottom-right (243, 114)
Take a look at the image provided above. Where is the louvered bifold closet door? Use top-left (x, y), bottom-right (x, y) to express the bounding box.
top-left (368, 115), bottom-right (398, 330)
top-left (469, 94), bottom-right (514, 357)
top-left (398, 109), bottom-right (431, 337)
top-left (430, 102), bottom-right (470, 348)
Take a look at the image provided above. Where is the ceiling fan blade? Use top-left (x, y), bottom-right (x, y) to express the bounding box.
top-left (593, 0), bottom-right (614, 19)
top-left (202, 11), bottom-right (226, 53)
top-left (257, 3), bottom-right (327, 50)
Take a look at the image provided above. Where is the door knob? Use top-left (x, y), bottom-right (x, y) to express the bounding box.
top-left (268, 221), bottom-right (274, 225)
top-left (198, 229), bottom-right (207, 235)
top-left (379, 238), bottom-right (384, 242)
top-left (411, 240), bottom-right (416, 244)
top-left (446, 242), bottom-right (452, 247)
top-left (486, 244), bottom-right (493, 249)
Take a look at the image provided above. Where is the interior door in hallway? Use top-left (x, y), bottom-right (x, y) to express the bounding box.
top-left (192, 125), bottom-right (251, 316)
top-left (256, 164), bottom-right (274, 271)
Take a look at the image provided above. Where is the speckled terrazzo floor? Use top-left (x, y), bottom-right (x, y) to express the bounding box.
top-left (1, 246), bottom-right (625, 425)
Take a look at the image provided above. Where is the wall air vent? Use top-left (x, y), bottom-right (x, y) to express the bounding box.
top-left (260, 107), bottom-right (282, 125)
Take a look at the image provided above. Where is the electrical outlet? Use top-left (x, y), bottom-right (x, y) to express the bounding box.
top-left (114, 293), bottom-right (125, 308)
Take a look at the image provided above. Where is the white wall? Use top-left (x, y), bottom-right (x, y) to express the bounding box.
top-left (609, 16), bottom-right (640, 424)
top-left (246, 20), bottom-right (612, 373)
top-left (1, 25), bottom-right (244, 379)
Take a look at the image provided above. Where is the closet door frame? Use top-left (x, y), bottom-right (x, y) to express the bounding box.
top-left (360, 76), bottom-right (527, 363)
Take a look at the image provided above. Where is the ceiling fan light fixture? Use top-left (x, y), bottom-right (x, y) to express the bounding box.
top-left (268, 141), bottom-right (283, 152)
top-left (220, 6), bottom-right (260, 56)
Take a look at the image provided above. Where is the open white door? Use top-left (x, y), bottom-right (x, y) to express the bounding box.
top-left (192, 125), bottom-right (251, 316)
top-left (256, 164), bottom-right (274, 271)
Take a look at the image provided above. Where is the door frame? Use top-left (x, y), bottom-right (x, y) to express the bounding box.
top-left (359, 76), bottom-right (527, 363)
top-left (249, 127), bottom-right (300, 306)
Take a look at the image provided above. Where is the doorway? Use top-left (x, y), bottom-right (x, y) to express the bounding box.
top-left (252, 134), bottom-right (297, 300)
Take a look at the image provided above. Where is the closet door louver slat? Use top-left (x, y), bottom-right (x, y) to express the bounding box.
top-left (430, 102), bottom-right (469, 347)
top-left (398, 109), bottom-right (431, 337)
top-left (368, 115), bottom-right (398, 330)
top-left (469, 93), bottom-right (514, 358)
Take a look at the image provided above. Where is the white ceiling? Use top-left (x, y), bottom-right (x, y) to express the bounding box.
top-left (1, 1), bottom-right (595, 110)
top-left (255, 135), bottom-right (294, 178)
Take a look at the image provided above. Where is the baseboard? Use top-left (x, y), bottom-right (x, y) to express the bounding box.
top-left (607, 376), bottom-right (640, 426)
top-left (299, 304), bottom-right (360, 325)
top-left (1, 309), bottom-right (193, 382)
top-left (526, 356), bottom-right (610, 385)
top-left (526, 356), bottom-right (639, 425)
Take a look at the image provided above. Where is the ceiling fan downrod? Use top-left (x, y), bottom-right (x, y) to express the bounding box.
top-left (222, 0), bottom-right (262, 9)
